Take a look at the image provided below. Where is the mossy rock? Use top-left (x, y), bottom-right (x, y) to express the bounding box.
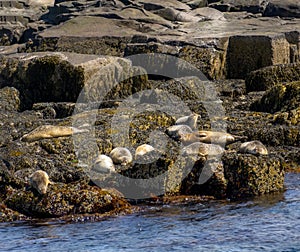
top-left (223, 152), bottom-right (285, 200)
top-left (245, 63), bottom-right (300, 92)
top-left (5, 183), bottom-right (131, 218)
top-left (250, 81), bottom-right (300, 113)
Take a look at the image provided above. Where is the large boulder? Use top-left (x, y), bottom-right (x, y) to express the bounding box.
top-left (245, 63), bottom-right (300, 92)
top-left (223, 152), bottom-right (285, 200)
top-left (0, 52), bottom-right (148, 109)
top-left (5, 183), bottom-right (131, 218)
top-left (227, 34), bottom-right (291, 79)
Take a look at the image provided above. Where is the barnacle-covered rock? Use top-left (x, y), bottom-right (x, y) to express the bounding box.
top-left (5, 183), bottom-right (131, 218)
top-left (222, 152), bottom-right (285, 200)
top-left (250, 81), bottom-right (300, 113)
top-left (245, 63), bottom-right (300, 92)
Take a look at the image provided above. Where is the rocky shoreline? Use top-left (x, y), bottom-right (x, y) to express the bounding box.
top-left (0, 0), bottom-right (299, 222)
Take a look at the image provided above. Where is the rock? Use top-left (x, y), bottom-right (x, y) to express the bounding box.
top-left (272, 108), bottom-right (300, 126)
top-left (0, 86), bottom-right (20, 111)
top-left (183, 0), bottom-right (208, 9)
top-left (227, 34), bottom-right (291, 79)
top-left (264, 0), bottom-right (300, 18)
top-left (245, 62), bottom-right (300, 92)
top-left (154, 7), bottom-right (202, 22)
top-left (250, 81), bottom-right (300, 113)
top-left (0, 52), bottom-right (148, 109)
top-left (223, 152), bottom-right (285, 200)
top-left (32, 102), bottom-right (75, 118)
top-left (139, 0), bottom-right (191, 11)
top-left (36, 7), bottom-right (300, 81)
top-left (5, 182), bottom-right (132, 218)
top-left (210, 0), bottom-right (268, 14)
top-left (180, 156), bottom-right (227, 199)
top-left (0, 202), bottom-right (29, 222)
top-left (0, 0), bottom-right (53, 44)
top-left (189, 7), bottom-right (225, 20)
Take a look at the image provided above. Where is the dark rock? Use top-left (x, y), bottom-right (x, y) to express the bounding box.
top-left (5, 182), bottom-right (132, 218)
top-left (223, 152), bottom-right (285, 200)
top-left (0, 86), bottom-right (20, 111)
top-left (32, 102), bottom-right (75, 118)
top-left (0, 202), bottom-right (29, 222)
top-left (264, 0), bottom-right (300, 18)
top-left (245, 63), bottom-right (300, 92)
top-left (250, 81), bottom-right (300, 113)
top-left (210, 0), bottom-right (268, 14)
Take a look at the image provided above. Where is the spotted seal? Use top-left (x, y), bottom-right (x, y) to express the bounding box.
top-left (92, 154), bottom-right (116, 173)
top-left (110, 147), bottom-right (133, 166)
top-left (21, 125), bottom-right (87, 142)
top-left (135, 144), bottom-right (155, 159)
top-left (166, 124), bottom-right (193, 140)
top-left (175, 113), bottom-right (200, 130)
top-left (239, 140), bottom-right (268, 155)
top-left (180, 130), bottom-right (245, 146)
top-left (29, 170), bottom-right (52, 195)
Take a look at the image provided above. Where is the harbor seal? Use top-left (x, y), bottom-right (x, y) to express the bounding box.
top-left (21, 125), bottom-right (87, 142)
top-left (92, 155), bottom-right (115, 173)
top-left (135, 144), bottom-right (155, 159)
top-left (239, 140), bottom-right (268, 155)
top-left (29, 170), bottom-right (52, 195)
top-left (179, 130), bottom-right (246, 146)
top-left (182, 142), bottom-right (225, 157)
top-left (175, 113), bottom-right (200, 130)
top-left (110, 147), bottom-right (133, 166)
top-left (166, 124), bottom-right (193, 139)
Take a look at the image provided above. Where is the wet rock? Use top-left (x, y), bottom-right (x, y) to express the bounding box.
top-left (250, 81), bottom-right (300, 113)
top-left (0, 202), bottom-right (29, 222)
top-left (245, 63), bottom-right (300, 92)
top-left (223, 152), bottom-right (285, 200)
top-left (5, 182), bottom-right (131, 218)
top-left (179, 156), bottom-right (227, 199)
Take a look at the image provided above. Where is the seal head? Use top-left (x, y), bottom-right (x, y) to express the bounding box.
top-left (110, 147), bottom-right (133, 166)
top-left (29, 170), bottom-right (52, 195)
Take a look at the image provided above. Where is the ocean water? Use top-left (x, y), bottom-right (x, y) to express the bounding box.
top-left (0, 173), bottom-right (299, 252)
